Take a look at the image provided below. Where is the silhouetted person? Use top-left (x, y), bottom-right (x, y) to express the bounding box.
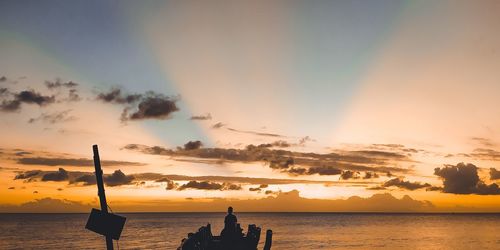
top-left (221, 206), bottom-right (240, 248)
top-left (224, 206), bottom-right (237, 231)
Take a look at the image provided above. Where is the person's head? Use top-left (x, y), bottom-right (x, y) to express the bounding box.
top-left (228, 206), bottom-right (233, 214)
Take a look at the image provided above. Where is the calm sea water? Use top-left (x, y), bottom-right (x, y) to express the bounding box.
top-left (0, 213), bottom-right (499, 249)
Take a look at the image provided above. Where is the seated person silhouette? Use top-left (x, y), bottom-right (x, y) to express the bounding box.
top-left (221, 206), bottom-right (240, 245)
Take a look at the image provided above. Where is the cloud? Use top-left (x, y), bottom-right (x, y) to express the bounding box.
top-left (490, 168), bottom-right (500, 180)
top-left (470, 137), bottom-right (495, 147)
top-left (184, 140), bottom-right (203, 150)
top-left (44, 79), bottom-right (78, 89)
top-left (125, 93), bottom-right (179, 121)
top-left (117, 190), bottom-right (435, 212)
top-left (0, 88), bottom-right (9, 97)
top-left (249, 184), bottom-right (269, 192)
top-left (96, 87), bottom-right (142, 104)
top-left (177, 181), bottom-right (241, 191)
top-left (155, 177), bottom-right (178, 190)
top-left (226, 127), bottom-right (285, 138)
top-left (382, 178), bottom-right (431, 191)
top-left (363, 172), bottom-right (379, 179)
top-left (16, 156), bottom-right (145, 167)
top-left (340, 170), bottom-right (360, 180)
top-left (212, 122), bottom-right (225, 129)
top-left (123, 142), bottom-right (412, 174)
top-left (41, 168), bottom-right (69, 181)
top-left (190, 113), bottom-right (212, 120)
top-left (178, 181), bottom-right (224, 190)
top-left (28, 110), bottom-right (77, 124)
top-left (71, 174), bottom-right (96, 186)
top-left (14, 170), bottom-right (41, 180)
top-left (469, 148), bottom-right (500, 161)
top-left (307, 166), bottom-right (342, 176)
top-left (96, 87), bottom-right (179, 121)
top-left (166, 181), bottom-right (177, 190)
top-left (16, 168), bottom-right (351, 187)
top-left (8, 187), bottom-right (15, 190)
top-left (103, 170), bottom-right (135, 186)
top-left (0, 89), bottom-right (55, 112)
top-left (434, 163), bottom-right (500, 195)
top-left (0, 198), bottom-right (92, 213)
top-left (0, 76), bottom-right (7, 82)
top-left (0, 191), bottom-right (440, 213)
top-left (254, 140), bottom-right (291, 148)
top-left (268, 157), bottom-right (294, 169)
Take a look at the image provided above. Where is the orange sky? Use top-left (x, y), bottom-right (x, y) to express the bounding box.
top-left (1, 0), bottom-right (500, 212)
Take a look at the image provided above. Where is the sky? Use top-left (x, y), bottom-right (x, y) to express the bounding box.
top-left (1, 0), bottom-right (500, 212)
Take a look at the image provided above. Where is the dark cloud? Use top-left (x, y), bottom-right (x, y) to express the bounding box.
top-left (71, 174), bottom-right (96, 186)
top-left (225, 183), bottom-right (242, 190)
top-left (177, 181), bottom-right (242, 191)
top-left (212, 122), bottom-right (225, 129)
top-left (184, 140), bottom-right (203, 150)
top-left (15, 90), bottom-right (55, 106)
top-left (8, 187), bottom-right (15, 190)
top-left (0, 88), bottom-right (9, 96)
top-left (28, 110), bottom-right (76, 124)
top-left (96, 87), bottom-right (179, 121)
top-left (226, 127), bottom-right (285, 138)
top-left (426, 186), bottom-right (443, 191)
top-left (382, 178), bottom-right (431, 191)
top-left (363, 172), bottom-right (379, 179)
top-left (44, 79), bottom-right (78, 89)
top-left (490, 168), bottom-right (500, 180)
top-left (125, 93), bottom-right (179, 121)
top-left (96, 87), bottom-right (142, 104)
top-left (249, 184), bottom-right (269, 192)
top-left (14, 170), bottom-right (41, 180)
top-left (178, 181), bottom-right (224, 191)
top-left (0, 76), bottom-right (7, 82)
top-left (307, 166), bottom-right (342, 176)
top-left (41, 168), bottom-right (69, 181)
top-left (103, 170), bottom-right (135, 186)
top-left (287, 167), bottom-right (307, 175)
top-left (123, 143), bottom-right (412, 174)
top-left (434, 163), bottom-right (500, 195)
top-left (17, 156), bottom-right (145, 167)
top-left (190, 113), bottom-right (212, 120)
top-left (254, 140), bottom-right (291, 148)
top-left (340, 170), bottom-right (360, 180)
top-left (269, 158), bottom-right (294, 169)
top-left (0, 89), bottom-right (55, 112)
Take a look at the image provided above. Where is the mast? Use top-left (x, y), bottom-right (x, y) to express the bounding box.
top-left (92, 144), bottom-right (114, 250)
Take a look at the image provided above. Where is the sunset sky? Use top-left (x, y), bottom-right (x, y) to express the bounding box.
top-left (1, 0), bottom-right (500, 212)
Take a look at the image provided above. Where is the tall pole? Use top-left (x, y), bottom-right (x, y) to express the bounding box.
top-left (93, 145), bottom-right (114, 250)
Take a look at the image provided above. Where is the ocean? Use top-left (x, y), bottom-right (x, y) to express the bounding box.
top-left (0, 213), bottom-right (499, 249)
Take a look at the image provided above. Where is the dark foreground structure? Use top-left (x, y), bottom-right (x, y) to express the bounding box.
top-left (86, 145), bottom-right (272, 250)
top-left (178, 223), bottom-right (272, 250)
top-left (178, 207), bottom-right (272, 249)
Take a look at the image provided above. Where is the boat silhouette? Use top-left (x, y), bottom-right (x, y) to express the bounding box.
top-left (177, 221), bottom-right (273, 250)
